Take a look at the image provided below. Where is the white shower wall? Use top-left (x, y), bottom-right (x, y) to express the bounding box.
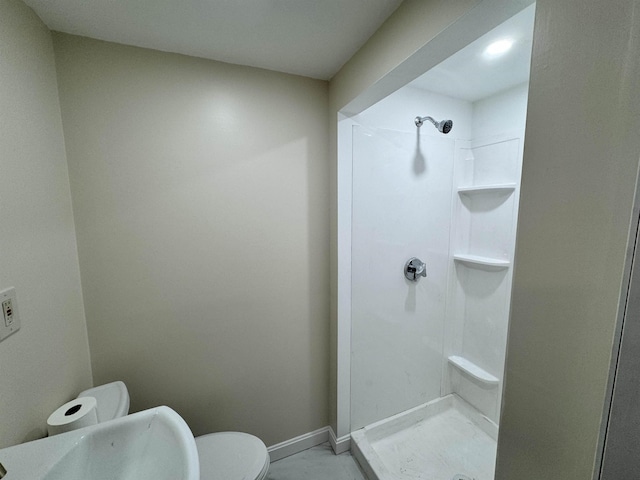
top-left (444, 82), bottom-right (528, 422)
top-left (350, 88), bottom-right (471, 430)
top-left (472, 83), bottom-right (529, 139)
top-left (351, 126), bottom-right (454, 431)
top-left (356, 86), bottom-right (473, 138)
top-left (350, 83), bottom-right (528, 431)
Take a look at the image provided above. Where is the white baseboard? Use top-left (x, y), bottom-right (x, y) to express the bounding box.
top-left (329, 426), bottom-right (351, 454)
top-left (267, 426), bottom-right (329, 462)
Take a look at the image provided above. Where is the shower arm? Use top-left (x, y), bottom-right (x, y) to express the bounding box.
top-left (415, 116), bottom-right (437, 128)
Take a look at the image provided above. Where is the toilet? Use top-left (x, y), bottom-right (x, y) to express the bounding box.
top-left (76, 382), bottom-right (270, 480)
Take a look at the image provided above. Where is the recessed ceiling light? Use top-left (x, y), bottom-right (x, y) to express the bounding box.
top-left (484, 39), bottom-right (514, 59)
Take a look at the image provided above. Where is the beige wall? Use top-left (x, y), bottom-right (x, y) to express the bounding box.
top-left (329, 0), bottom-right (480, 114)
top-left (52, 33), bottom-right (330, 446)
top-left (0, 0), bottom-right (92, 448)
top-left (329, 0), bottom-right (640, 476)
top-left (496, 0), bottom-right (640, 477)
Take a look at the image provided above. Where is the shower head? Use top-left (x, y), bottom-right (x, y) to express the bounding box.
top-left (415, 116), bottom-right (453, 134)
top-left (437, 119), bottom-right (453, 134)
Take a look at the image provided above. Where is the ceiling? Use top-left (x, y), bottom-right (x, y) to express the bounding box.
top-left (23, 0), bottom-right (403, 80)
top-left (410, 4), bottom-right (535, 102)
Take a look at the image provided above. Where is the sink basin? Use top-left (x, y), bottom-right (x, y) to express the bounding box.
top-left (0, 406), bottom-right (199, 480)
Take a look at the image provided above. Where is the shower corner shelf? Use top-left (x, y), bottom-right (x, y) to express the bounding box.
top-left (453, 254), bottom-right (510, 270)
top-left (457, 184), bottom-right (516, 196)
top-left (448, 355), bottom-right (499, 385)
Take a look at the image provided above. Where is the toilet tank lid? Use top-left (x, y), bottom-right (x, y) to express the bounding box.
top-left (78, 381), bottom-right (130, 422)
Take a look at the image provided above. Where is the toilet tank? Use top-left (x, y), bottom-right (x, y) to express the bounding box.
top-left (78, 381), bottom-right (130, 422)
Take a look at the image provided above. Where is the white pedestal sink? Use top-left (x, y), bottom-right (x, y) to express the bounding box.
top-left (0, 406), bottom-right (199, 480)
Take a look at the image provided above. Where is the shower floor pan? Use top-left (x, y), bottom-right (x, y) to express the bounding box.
top-left (351, 394), bottom-right (498, 480)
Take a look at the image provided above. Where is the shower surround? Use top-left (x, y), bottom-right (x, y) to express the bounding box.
top-left (347, 83), bottom-right (528, 479)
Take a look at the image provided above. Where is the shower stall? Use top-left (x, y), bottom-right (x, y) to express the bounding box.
top-left (338, 5), bottom-right (535, 480)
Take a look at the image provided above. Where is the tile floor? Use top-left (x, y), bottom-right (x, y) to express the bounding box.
top-left (266, 443), bottom-right (366, 480)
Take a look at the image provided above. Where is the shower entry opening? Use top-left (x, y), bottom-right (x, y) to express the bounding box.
top-left (336, 3), bottom-right (536, 480)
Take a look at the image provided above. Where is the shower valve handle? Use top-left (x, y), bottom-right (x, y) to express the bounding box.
top-left (404, 257), bottom-right (427, 281)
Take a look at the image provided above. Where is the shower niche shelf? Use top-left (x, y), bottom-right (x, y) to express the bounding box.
top-left (453, 254), bottom-right (510, 270)
top-left (457, 184), bottom-right (516, 196)
top-left (448, 355), bottom-right (499, 385)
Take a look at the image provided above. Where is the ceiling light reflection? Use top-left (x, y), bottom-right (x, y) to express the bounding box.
top-left (484, 39), bottom-right (514, 59)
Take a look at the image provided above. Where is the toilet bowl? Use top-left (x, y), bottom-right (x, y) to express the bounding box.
top-left (76, 382), bottom-right (269, 480)
top-left (196, 432), bottom-right (270, 480)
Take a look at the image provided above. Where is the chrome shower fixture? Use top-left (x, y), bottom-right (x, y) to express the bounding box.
top-left (415, 115), bottom-right (453, 134)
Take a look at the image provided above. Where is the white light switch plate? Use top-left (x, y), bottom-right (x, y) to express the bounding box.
top-left (0, 287), bottom-right (20, 342)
